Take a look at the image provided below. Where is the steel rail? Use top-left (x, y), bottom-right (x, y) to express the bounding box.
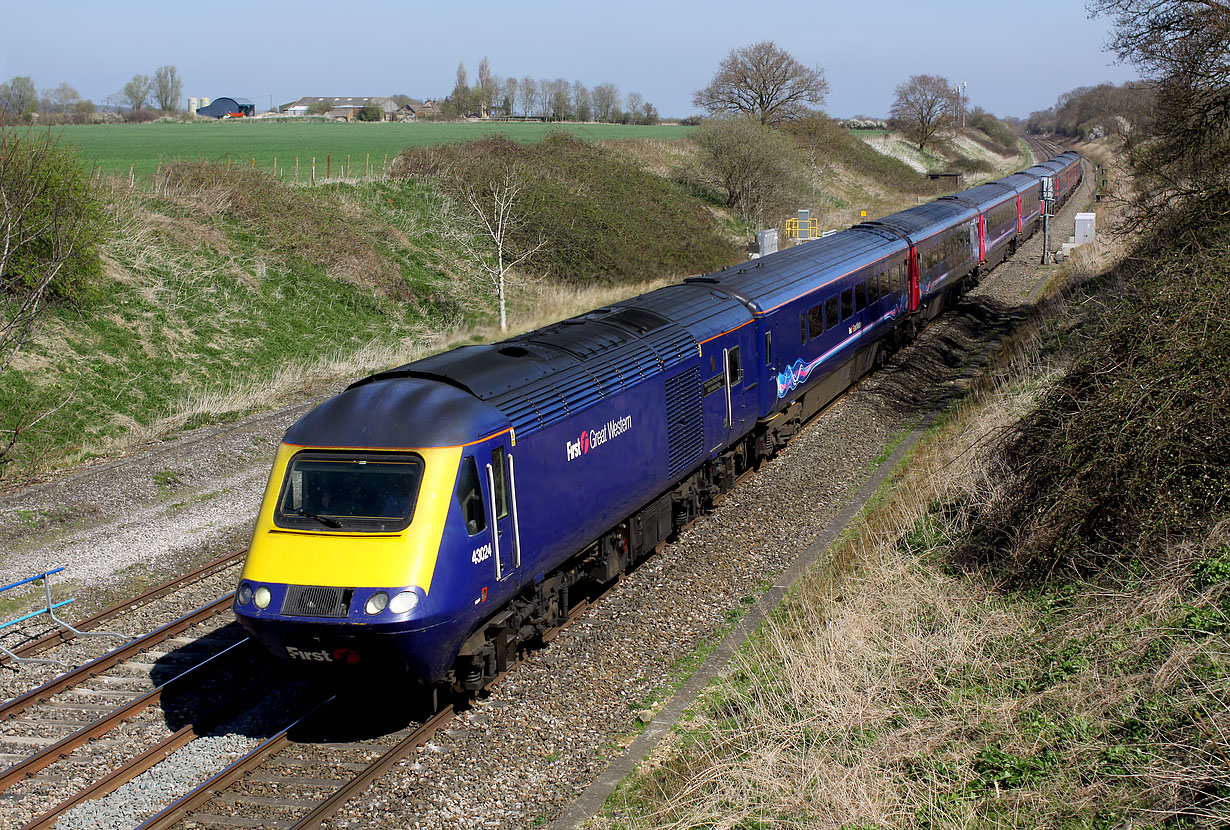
top-left (135, 694), bottom-right (339, 830)
top-left (0, 638), bottom-right (252, 792)
top-left (0, 593), bottom-right (234, 723)
top-left (18, 671), bottom-right (280, 830)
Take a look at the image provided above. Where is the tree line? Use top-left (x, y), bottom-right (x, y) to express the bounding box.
top-left (0, 66), bottom-right (184, 124)
top-left (433, 57), bottom-right (660, 124)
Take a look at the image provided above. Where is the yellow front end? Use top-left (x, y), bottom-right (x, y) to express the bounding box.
top-left (241, 443), bottom-right (462, 593)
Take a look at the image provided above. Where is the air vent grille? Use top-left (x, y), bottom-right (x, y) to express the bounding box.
top-left (664, 367), bottom-right (704, 479)
top-left (282, 585), bottom-right (351, 618)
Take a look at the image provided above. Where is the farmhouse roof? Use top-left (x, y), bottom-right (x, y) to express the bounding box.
top-left (291, 96), bottom-right (393, 109)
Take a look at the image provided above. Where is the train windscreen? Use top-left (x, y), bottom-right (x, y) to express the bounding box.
top-left (274, 453), bottom-right (424, 532)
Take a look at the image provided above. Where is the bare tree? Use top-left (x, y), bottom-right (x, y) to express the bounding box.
top-left (625, 91), bottom-right (644, 123)
top-left (572, 81), bottom-right (592, 122)
top-left (451, 61), bottom-right (472, 116)
top-left (446, 162), bottom-right (545, 332)
top-left (592, 82), bottom-right (619, 122)
top-left (693, 41), bottom-right (828, 125)
top-left (42, 83), bottom-right (81, 115)
top-left (153, 65), bottom-right (183, 112)
top-left (890, 74), bottom-right (955, 150)
top-left (519, 77), bottom-right (537, 118)
top-left (120, 74), bottom-right (152, 111)
top-left (546, 78), bottom-right (570, 121)
top-left (503, 77), bottom-right (519, 115)
top-left (477, 56), bottom-right (495, 118)
top-left (1089, 0), bottom-right (1230, 230)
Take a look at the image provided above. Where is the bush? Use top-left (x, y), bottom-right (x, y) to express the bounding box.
top-left (357, 102), bottom-right (384, 122)
top-left (964, 196), bottom-right (1230, 579)
top-left (391, 133), bottom-right (738, 284)
top-left (0, 131), bottom-right (104, 306)
top-left (124, 108), bottom-right (158, 123)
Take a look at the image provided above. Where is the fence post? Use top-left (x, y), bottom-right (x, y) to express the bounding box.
top-left (312, 157), bottom-right (316, 185)
top-left (327, 154), bottom-right (331, 179)
top-left (346, 154), bottom-right (350, 178)
top-left (366, 153), bottom-right (370, 179)
top-left (273, 156), bottom-right (277, 178)
top-left (295, 157), bottom-right (299, 184)
top-left (383, 153), bottom-right (388, 178)
top-left (129, 164), bottom-right (135, 188)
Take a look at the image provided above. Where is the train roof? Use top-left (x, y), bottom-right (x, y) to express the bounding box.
top-left (859, 198), bottom-right (979, 243)
top-left (285, 376), bottom-right (508, 449)
top-left (687, 227), bottom-right (905, 314)
top-left (940, 181), bottom-right (1017, 211)
top-left (332, 286), bottom-right (751, 442)
top-left (994, 172), bottom-right (1043, 194)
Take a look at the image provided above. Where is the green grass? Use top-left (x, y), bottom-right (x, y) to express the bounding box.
top-left (43, 121), bottom-right (695, 179)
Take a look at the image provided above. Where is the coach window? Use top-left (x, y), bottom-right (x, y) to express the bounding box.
top-left (808, 304), bottom-right (824, 339)
top-left (800, 313), bottom-right (806, 345)
top-left (825, 296), bottom-right (839, 331)
top-left (765, 332), bottom-right (772, 365)
top-left (491, 447), bottom-right (509, 520)
top-left (855, 281), bottom-right (868, 312)
top-left (870, 273), bottom-right (881, 304)
top-left (456, 456), bottom-right (486, 535)
top-left (841, 288), bottom-right (853, 320)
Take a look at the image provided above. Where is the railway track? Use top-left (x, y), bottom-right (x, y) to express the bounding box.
top-left (129, 584), bottom-right (612, 829)
top-left (0, 550), bottom-right (267, 829)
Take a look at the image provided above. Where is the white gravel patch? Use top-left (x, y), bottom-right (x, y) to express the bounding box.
top-left (0, 465), bottom-right (267, 589)
top-left (51, 734), bottom-right (256, 830)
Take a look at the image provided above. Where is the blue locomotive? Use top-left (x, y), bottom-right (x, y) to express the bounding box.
top-left (233, 151), bottom-right (1083, 688)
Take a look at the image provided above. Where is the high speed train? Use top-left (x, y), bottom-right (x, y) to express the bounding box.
top-left (233, 150), bottom-right (1083, 689)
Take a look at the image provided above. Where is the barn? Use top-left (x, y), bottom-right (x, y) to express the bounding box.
top-left (196, 97), bottom-right (256, 118)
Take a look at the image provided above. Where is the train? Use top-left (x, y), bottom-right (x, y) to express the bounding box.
top-left (233, 149), bottom-right (1083, 689)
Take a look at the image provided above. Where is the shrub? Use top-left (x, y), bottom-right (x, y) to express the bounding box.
top-left (357, 102), bottom-right (384, 122)
top-left (964, 195), bottom-right (1230, 579)
top-left (392, 133), bottom-right (739, 284)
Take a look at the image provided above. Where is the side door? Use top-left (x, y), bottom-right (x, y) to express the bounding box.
top-left (483, 443), bottom-right (521, 583)
top-left (722, 335), bottom-right (753, 441)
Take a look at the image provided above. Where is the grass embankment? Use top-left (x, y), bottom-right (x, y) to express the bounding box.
top-left (0, 136), bottom-right (734, 479)
top-left (50, 121), bottom-right (695, 179)
top-left (599, 164), bottom-right (1230, 827)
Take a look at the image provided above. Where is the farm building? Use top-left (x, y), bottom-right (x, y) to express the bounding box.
top-left (283, 96), bottom-right (402, 121)
top-left (196, 97), bottom-right (255, 118)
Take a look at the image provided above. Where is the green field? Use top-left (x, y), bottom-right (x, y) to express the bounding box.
top-left (44, 121), bottom-right (695, 179)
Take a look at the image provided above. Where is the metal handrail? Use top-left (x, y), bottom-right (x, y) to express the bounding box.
top-left (0, 567), bottom-right (126, 667)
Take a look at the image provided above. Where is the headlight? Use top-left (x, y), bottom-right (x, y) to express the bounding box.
top-left (254, 586), bottom-right (272, 609)
top-left (365, 591), bottom-right (389, 615)
top-left (236, 583), bottom-right (253, 605)
top-left (389, 590), bottom-right (419, 614)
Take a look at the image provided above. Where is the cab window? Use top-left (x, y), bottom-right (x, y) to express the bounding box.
top-left (275, 452), bottom-right (423, 533)
top-left (456, 456), bottom-right (486, 535)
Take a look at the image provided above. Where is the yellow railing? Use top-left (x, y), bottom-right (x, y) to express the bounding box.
top-left (783, 216), bottom-right (819, 240)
